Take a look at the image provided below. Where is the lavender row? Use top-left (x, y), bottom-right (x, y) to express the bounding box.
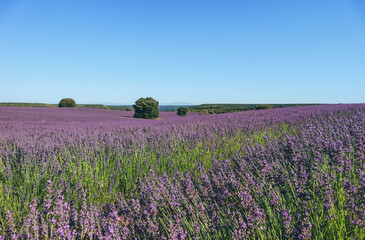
top-left (0, 104), bottom-right (364, 239)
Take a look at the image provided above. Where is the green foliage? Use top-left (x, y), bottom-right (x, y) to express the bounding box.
top-left (76, 104), bottom-right (105, 109)
top-left (58, 98), bottom-right (76, 108)
top-left (106, 105), bottom-right (133, 111)
top-left (189, 104), bottom-right (318, 114)
top-left (255, 104), bottom-right (273, 110)
top-left (133, 97), bottom-right (159, 119)
top-left (177, 106), bottom-right (188, 116)
top-left (0, 102), bottom-right (57, 107)
top-left (189, 104), bottom-right (254, 114)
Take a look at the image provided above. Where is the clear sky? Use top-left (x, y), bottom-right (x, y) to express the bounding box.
top-left (0, 0), bottom-right (364, 105)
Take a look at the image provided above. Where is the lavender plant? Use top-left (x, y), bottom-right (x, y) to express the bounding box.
top-left (0, 105), bottom-right (364, 239)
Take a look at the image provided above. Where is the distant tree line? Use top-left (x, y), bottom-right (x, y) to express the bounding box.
top-left (255, 104), bottom-right (273, 110)
top-left (188, 104), bottom-right (316, 114)
top-left (0, 102), bottom-right (56, 108)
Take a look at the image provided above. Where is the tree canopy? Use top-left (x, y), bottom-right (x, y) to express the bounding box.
top-left (58, 98), bottom-right (76, 107)
top-left (133, 97), bottom-right (159, 119)
top-left (177, 106), bottom-right (188, 116)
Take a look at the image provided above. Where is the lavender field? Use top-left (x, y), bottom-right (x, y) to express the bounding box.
top-left (0, 105), bottom-right (364, 239)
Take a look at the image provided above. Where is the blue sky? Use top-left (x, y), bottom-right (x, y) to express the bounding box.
top-left (0, 0), bottom-right (364, 105)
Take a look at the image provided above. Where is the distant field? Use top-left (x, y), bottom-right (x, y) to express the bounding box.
top-left (0, 106), bottom-right (204, 126)
top-left (0, 102), bottom-right (320, 114)
top-left (0, 102), bottom-right (133, 111)
top-left (0, 104), bottom-right (364, 239)
top-left (0, 102), bottom-right (185, 112)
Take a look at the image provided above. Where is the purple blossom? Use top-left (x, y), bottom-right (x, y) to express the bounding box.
top-left (0, 104), bottom-right (364, 238)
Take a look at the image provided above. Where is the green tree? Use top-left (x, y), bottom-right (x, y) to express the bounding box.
top-left (133, 97), bottom-right (159, 119)
top-left (177, 106), bottom-right (188, 116)
top-left (58, 98), bottom-right (76, 107)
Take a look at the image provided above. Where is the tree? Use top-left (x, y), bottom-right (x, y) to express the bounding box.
top-left (177, 106), bottom-right (188, 116)
top-left (133, 97), bottom-right (159, 119)
top-left (58, 98), bottom-right (76, 107)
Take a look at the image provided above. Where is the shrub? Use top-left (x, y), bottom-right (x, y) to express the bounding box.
top-left (177, 106), bottom-right (188, 116)
top-left (133, 97), bottom-right (159, 119)
top-left (58, 98), bottom-right (76, 107)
